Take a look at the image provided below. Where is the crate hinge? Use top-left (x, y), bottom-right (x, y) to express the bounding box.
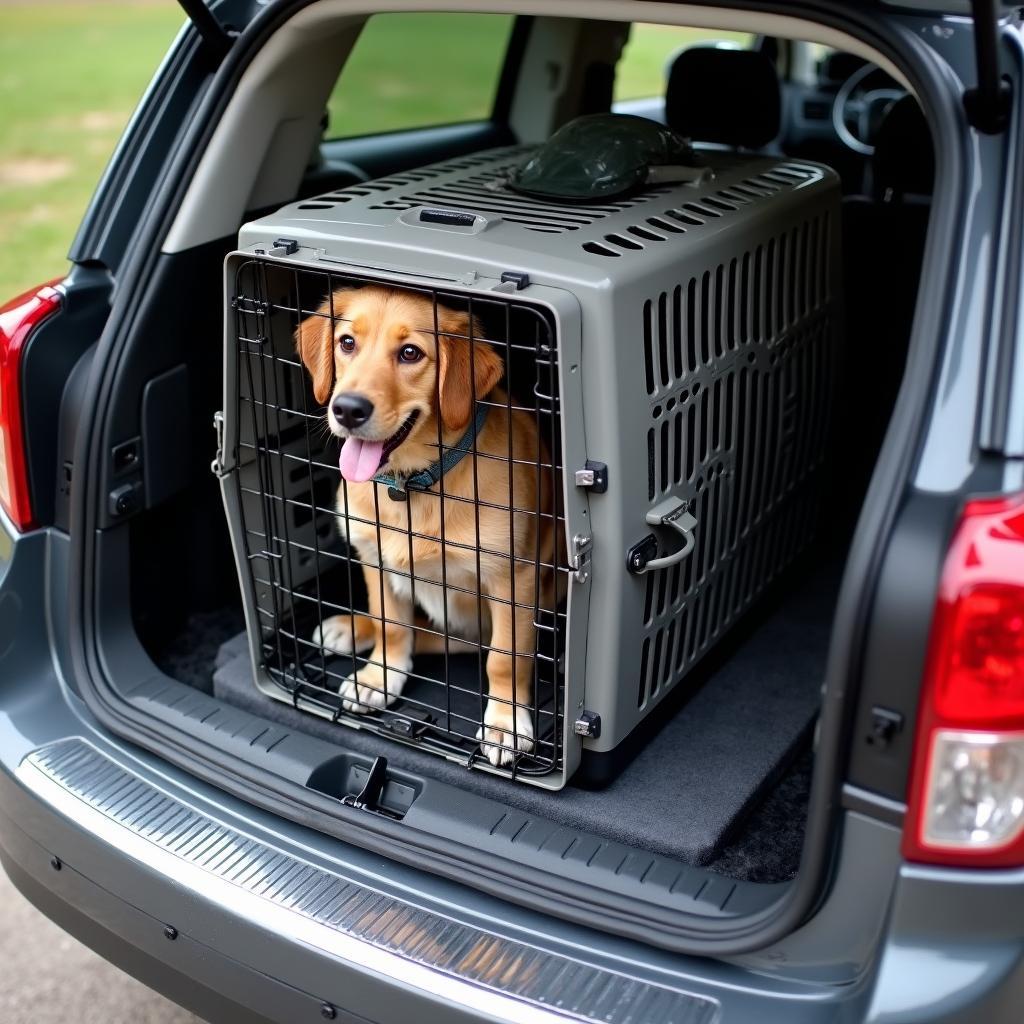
top-left (571, 533), bottom-right (592, 584)
top-left (211, 410), bottom-right (226, 478)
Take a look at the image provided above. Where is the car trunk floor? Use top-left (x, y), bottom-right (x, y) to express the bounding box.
top-left (198, 558), bottom-right (839, 879)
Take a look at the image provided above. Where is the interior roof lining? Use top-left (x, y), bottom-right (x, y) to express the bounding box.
top-left (162, 0), bottom-right (915, 254)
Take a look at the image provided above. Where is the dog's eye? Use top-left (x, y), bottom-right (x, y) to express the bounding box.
top-left (398, 344), bottom-right (424, 364)
top-left (337, 334), bottom-right (356, 354)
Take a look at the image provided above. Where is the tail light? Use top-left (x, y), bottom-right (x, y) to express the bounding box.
top-left (903, 494), bottom-right (1024, 866)
top-left (0, 281), bottom-right (62, 531)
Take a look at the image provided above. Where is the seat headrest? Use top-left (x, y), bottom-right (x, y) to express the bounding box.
top-left (873, 95), bottom-right (934, 199)
top-left (665, 47), bottom-right (781, 148)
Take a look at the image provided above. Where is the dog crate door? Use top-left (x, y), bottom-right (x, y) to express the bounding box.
top-left (220, 252), bottom-right (590, 789)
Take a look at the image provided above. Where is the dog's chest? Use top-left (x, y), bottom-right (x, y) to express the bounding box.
top-left (339, 486), bottom-right (482, 626)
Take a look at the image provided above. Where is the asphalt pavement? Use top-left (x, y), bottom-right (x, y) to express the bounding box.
top-left (0, 865), bottom-right (204, 1024)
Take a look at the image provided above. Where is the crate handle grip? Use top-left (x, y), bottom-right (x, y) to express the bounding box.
top-left (635, 499), bottom-right (697, 574)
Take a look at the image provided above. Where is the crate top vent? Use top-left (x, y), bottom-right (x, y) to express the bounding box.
top-left (238, 145), bottom-right (831, 286)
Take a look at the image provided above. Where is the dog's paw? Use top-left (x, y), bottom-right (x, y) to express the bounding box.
top-left (339, 661), bottom-right (408, 714)
top-left (312, 615), bottom-right (372, 656)
top-left (476, 703), bottom-right (535, 767)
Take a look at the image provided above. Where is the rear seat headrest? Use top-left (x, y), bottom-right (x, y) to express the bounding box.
top-left (665, 47), bottom-right (781, 148)
top-left (873, 95), bottom-right (934, 199)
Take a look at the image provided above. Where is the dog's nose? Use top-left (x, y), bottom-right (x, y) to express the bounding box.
top-left (332, 392), bottom-right (374, 430)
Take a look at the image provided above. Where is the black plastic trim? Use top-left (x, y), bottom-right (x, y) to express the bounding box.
top-left (67, 0), bottom-right (973, 956)
top-left (53, 345), bottom-right (99, 534)
top-left (21, 267), bottom-right (110, 527)
top-left (962, 0), bottom-right (1013, 133)
top-left (844, 489), bottom-right (960, 799)
top-left (177, 0), bottom-right (235, 64)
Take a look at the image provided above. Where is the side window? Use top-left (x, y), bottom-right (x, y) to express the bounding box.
top-left (327, 13), bottom-right (514, 139)
top-left (614, 25), bottom-right (755, 102)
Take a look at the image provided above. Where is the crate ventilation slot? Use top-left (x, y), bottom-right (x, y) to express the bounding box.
top-left (581, 164), bottom-right (817, 257)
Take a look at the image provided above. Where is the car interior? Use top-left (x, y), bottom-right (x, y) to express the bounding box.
top-left (67, 10), bottom-right (934, 937)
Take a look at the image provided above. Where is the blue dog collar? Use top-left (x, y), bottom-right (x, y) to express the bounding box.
top-left (372, 404), bottom-right (490, 501)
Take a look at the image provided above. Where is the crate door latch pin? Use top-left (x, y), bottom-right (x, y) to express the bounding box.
top-left (626, 498), bottom-right (697, 575)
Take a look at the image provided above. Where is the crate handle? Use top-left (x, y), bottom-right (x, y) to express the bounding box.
top-left (628, 499), bottom-right (697, 574)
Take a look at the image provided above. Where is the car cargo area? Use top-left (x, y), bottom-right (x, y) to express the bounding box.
top-left (160, 557), bottom-right (834, 881)
top-left (75, 11), bottom-right (935, 939)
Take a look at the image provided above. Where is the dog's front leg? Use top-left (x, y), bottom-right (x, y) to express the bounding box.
top-left (340, 563), bottom-right (414, 713)
top-left (478, 564), bottom-right (537, 767)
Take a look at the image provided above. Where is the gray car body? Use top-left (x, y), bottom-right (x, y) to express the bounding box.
top-left (2, 1), bottom-right (1024, 1021)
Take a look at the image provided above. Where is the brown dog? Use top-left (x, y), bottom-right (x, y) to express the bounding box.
top-left (295, 285), bottom-right (557, 766)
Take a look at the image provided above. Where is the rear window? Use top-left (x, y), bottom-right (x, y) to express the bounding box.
top-left (614, 24), bottom-right (755, 102)
top-left (326, 13), bottom-right (514, 139)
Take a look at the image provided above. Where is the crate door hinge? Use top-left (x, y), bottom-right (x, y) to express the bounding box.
top-left (963, 0), bottom-right (1013, 134)
top-left (211, 410), bottom-right (226, 478)
top-left (571, 533), bottom-right (592, 584)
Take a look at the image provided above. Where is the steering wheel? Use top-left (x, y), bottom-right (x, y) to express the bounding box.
top-left (832, 63), bottom-right (905, 156)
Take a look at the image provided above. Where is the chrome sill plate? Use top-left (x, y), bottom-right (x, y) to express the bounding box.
top-left (18, 738), bottom-right (718, 1024)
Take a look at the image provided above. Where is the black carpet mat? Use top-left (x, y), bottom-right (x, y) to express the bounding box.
top-left (153, 607), bottom-right (246, 694)
top-left (707, 744), bottom-right (813, 882)
top-left (205, 563), bottom-right (836, 877)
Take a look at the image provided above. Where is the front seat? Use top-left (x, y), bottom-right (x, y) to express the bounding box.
top-left (664, 47), bottom-right (782, 150)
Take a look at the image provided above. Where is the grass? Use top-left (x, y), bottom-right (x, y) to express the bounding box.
top-left (0, 6), bottom-right (750, 299)
top-left (614, 24), bottom-right (753, 100)
top-left (0, 2), bottom-right (184, 298)
top-left (327, 13), bottom-right (515, 138)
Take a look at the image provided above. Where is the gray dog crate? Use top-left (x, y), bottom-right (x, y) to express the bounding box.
top-left (218, 144), bottom-right (842, 789)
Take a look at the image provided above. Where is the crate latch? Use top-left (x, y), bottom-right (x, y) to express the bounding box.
top-left (211, 410), bottom-right (226, 478)
top-left (573, 711), bottom-right (601, 739)
top-left (627, 497), bottom-right (697, 575)
top-left (571, 533), bottom-right (592, 584)
top-left (574, 460), bottom-right (608, 493)
top-left (252, 237), bottom-right (300, 258)
top-left (380, 708), bottom-right (434, 740)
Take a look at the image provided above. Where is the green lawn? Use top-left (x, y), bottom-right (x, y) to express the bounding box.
top-left (0, 5), bottom-right (750, 300)
top-left (0, 3), bottom-right (185, 299)
top-left (326, 13), bottom-right (516, 138)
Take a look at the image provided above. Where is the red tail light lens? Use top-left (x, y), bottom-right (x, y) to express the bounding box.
top-left (904, 495), bottom-right (1024, 866)
top-left (0, 281), bottom-right (62, 531)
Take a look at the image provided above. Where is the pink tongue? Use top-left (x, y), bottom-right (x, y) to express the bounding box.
top-left (339, 438), bottom-right (386, 483)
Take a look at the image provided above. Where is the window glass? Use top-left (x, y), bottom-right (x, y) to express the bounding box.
top-left (614, 25), bottom-right (755, 102)
top-left (326, 13), bottom-right (514, 138)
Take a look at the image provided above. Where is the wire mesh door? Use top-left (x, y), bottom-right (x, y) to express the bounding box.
top-left (228, 258), bottom-right (570, 780)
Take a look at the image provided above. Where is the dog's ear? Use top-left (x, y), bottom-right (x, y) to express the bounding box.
top-left (295, 292), bottom-right (345, 405)
top-left (437, 309), bottom-right (504, 433)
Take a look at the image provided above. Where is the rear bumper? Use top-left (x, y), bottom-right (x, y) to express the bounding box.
top-left (5, 733), bottom-right (1024, 1024)
top-left (2, 527), bottom-right (1023, 1023)
top-left (2, 737), bottom-right (723, 1024)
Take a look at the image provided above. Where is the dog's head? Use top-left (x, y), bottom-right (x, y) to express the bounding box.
top-left (295, 285), bottom-right (504, 483)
